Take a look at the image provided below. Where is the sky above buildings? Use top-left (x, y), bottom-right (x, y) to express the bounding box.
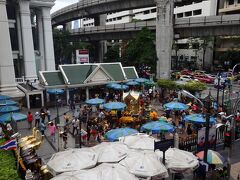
top-left (51, 0), bottom-right (78, 13)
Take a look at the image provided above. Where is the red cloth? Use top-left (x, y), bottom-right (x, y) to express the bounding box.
top-left (27, 114), bottom-right (33, 122)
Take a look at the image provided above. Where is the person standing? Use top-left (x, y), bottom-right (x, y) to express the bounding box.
top-left (27, 111), bottom-right (33, 129)
top-left (39, 120), bottom-right (46, 135)
top-left (48, 122), bottom-right (56, 142)
top-left (34, 112), bottom-right (40, 127)
top-left (40, 108), bottom-right (46, 123)
top-left (62, 127), bottom-right (68, 149)
top-left (46, 108), bottom-right (51, 122)
top-left (72, 116), bottom-right (80, 136)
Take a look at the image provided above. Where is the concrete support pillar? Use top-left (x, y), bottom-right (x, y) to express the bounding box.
top-left (62, 22), bottom-right (71, 31)
top-left (19, 0), bottom-right (37, 79)
top-left (155, 0), bottom-right (174, 79)
top-left (41, 92), bottom-right (44, 107)
top-left (27, 94), bottom-right (30, 109)
top-left (36, 10), bottom-right (45, 71)
top-left (66, 89), bottom-right (70, 105)
top-left (86, 87), bottom-right (89, 100)
top-left (42, 7), bottom-right (55, 71)
top-left (16, 9), bottom-right (23, 57)
top-left (94, 14), bottom-right (107, 63)
top-left (204, 41), bottom-right (214, 71)
top-left (0, 0), bottom-right (23, 97)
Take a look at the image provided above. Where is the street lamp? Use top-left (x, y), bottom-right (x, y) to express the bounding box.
top-left (181, 90), bottom-right (211, 164)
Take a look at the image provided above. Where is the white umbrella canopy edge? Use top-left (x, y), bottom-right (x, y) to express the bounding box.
top-left (119, 133), bottom-right (158, 151)
top-left (47, 148), bottom-right (98, 176)
top-left (51, 163), bottom-right (139, 180)
top-left (91, 142), bottom-right (129, 163)
top-left (155, 148), bottom-right (199, 173)
top-left (120, 149), bottom-right (168, 178)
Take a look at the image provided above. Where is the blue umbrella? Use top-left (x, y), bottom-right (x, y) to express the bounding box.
top-left (112, 84), bottom-right (129, 90)
top-left (103, 102), bottom-right (126, 111)
top-left (47, 89), bottom-right (65, 95)
top-left (0, 95), bottom-right (11, 100)
top-left (0, 100), bottom-right (17, 106)
top-left (104, 127), bottom-right (139, 142)
top-left (106, 83), bottom-right (119, 89)
top-left (163, 101), bottom-right (189, 111)
top-left (0, 106), bottom-right (19, 113)
top-left (0, 112), bottom-right (27, 122)
top-left (134, 78), bottom-right (148, 83)
top-left (140, 121), bottom-right (175, 134)
top-left (125, 81), bottom-right (140, 86)
top-left (184, 114), bottom-right (216, 124)
top-left (85, 98), bottom-right (105, 105)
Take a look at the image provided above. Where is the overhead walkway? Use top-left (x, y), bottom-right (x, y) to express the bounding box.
top-left (68, 14), bottom-right (240, 41)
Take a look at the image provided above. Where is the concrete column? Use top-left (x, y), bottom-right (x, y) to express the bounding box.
top-left (42, 7), bottom-right (55, 71)
top-left (0, 0), bottom-right (23, 97)
top-left (36, 10), bottom-right (45, 71)
top-left (66, 89), bottom-right (70, 105)
top-left (94, 14), bottom-right (107, 63)
top-left (16, 9), bottom-right (23, 57)
top-left (41, 92), bottom-right (44, 107)
top-left (155, 0), bottom-right (174, 79)
top-left (27, 94), bottom-right (30, 109)
top-left (86, 87), bottom-right (89, 100)
top-left (19, 0), bottom-right (37, 79)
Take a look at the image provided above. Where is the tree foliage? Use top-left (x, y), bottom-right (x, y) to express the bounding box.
top-left (157, 79), bottom-right (177, 90)
top-left (183, 81), bottom-right (207, 92)
top-left (122, 28), bottom-right (157, 73)
top-left (104, 43), bottom-right (120, 62)
top-left (53, 29), bottom-right (93, 66)
top-left (0, 139), bottom-right (20, 180)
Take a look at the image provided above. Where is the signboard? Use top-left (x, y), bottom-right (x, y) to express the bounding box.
top-left (76, 49), bottom-right (89, 64)
top-left (154, 139), bottom-right (174, 152)
top-left (197, 127), bottom-right (216, 152)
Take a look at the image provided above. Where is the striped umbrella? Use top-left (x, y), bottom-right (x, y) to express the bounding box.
top-left (163, 102), bottom-right (189, 111)
top-left (104, 127), bottom-right (139, 142)
top-left (0, 112), bottom-right (27, 122)
top-left (140, 120), bottom-right (175, 134)
top-left (196, 150), bottom-right (225, 165)
top-left (0, 100), bottom-right (17, 106)
top-left (0, 106), bottom-right (19, 113)
top-left (184, 114), bottom-right (216, 124)
top-left (0, 95), bottom-right (11, 100)
top-left (103, 102), bottom-right (126, 111)
top-left (85, 98), bottom-right (105, 105)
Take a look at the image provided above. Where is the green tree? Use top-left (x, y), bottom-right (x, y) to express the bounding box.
top-left (183, 81), bottom-right (207, 93)
top-left (157, 79), bottom-right (177, 97)
top-left (122, 27), bottom-right (157, 74)
top-left (104, 43), bottom-right (120, 62)
top-left (189, 37), bottom-right (214, 70)
top-left (53, 29), bottom-right (94, 66)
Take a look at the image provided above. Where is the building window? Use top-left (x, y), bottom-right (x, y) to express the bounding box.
top-left (185, 11), bottom-right (192, 17)
top-left (143, 10), bottom-right (150, 15)
top-left (117, 17), bottom-right (122, 20)
top-left (193, 9), bottom-right (202, 16)
top-left (228, 0), bottom-right (234, 5)
top-left (151, 8), bottom-right (156, 13)
top-left (177, 13), bottom-right (183, 18)
top-left (178, 43), bottom-right (189, 49)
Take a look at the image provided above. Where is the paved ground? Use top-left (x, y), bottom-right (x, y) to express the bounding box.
top-left (16, 98), bottom-right (240, 179)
